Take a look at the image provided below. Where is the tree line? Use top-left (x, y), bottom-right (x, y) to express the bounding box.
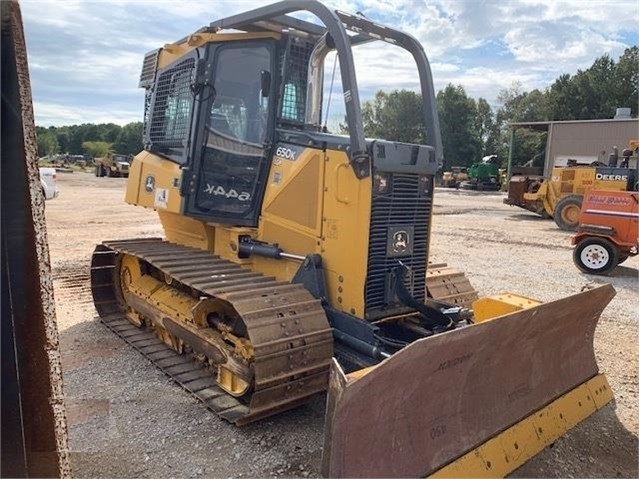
top-left (36, 122), bottom-right (143, 159)
top-left (360, 46), bottom-right (637, 171)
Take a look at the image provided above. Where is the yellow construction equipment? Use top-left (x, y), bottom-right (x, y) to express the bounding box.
top-left (505, 142), bottom-right (638, 230)
top-left (95, 152), bottom-right (131, 177)
top-left (90, 1), bottom-right (614, 476)
top-left (441, 166), bottom-right (468, 188)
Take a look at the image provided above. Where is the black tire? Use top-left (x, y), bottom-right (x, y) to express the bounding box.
top-left (553, 195), bottom-right (583, 231)
top-left (618, 254), bottom-right (629, 264)
top-left (95, 165), bottom-right (100, 177)
top-left (573, 237), bottom-right (619, 275)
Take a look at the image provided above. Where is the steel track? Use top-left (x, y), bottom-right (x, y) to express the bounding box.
top-left (90, 238), bottom-right (333, 425)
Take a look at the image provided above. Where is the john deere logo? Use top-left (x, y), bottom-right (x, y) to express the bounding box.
top-left (393, 231), bottom-right (409, 254)
top-left (144, 175), bottom-right (155, 193)
top-left (387, 226), bottom-right (414, 257)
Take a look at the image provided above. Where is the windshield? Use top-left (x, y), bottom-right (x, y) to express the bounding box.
top-left (206, 45), bottom-right (270, 147)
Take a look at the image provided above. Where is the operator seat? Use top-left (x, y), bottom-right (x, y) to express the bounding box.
top-left (210, 113), bottom-right (235, 138)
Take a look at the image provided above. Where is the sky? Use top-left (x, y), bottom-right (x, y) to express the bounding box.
top-left (22, 0), bottom-right (639, 128)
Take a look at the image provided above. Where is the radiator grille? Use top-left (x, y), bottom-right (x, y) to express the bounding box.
top-left (149, 58), bottom-right (195, 149)
top-left (365, 174), bottom-right (430, 318)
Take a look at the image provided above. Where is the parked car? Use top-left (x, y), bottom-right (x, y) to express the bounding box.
top-left (39, 167), bottom-right (59, 200)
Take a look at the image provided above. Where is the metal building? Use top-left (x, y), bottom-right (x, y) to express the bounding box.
top-left (508, 117), bottom-right (639, 177)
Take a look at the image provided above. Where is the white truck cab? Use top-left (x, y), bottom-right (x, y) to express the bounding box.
top-left (39, 167), bottom-right (59, 200)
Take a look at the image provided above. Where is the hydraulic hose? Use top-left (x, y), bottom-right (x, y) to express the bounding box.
top-left (394, 263), bottom-right (453, 331)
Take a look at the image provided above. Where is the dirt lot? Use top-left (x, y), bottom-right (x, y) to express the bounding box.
top-left (46, 172), bottom-right (638, 478)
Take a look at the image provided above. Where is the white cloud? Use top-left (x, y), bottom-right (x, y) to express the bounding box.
top-left (504, 24), bottom-right (627, 65)
top-left (33, 100), bottom-right (141, 126)
top-left (20, 0), bottom-right (638, 126)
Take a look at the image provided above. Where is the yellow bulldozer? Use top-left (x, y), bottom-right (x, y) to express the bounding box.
top-left (90, 2), bottom-right (615, 477)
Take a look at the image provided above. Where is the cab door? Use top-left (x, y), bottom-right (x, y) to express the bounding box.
top-left (184, 41), bottom-right (275, 226)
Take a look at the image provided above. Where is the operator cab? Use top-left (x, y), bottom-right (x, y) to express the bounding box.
top-left (139, 2), bottom-right (442, 227)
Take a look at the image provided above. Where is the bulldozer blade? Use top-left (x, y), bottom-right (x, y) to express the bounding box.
top-left (322, 284), bottom-right (615, 478)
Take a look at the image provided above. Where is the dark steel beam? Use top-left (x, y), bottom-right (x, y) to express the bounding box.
top-left (0, 2), bottom-right (70, 477)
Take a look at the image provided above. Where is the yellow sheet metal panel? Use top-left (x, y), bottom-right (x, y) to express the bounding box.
top-left (157, 32), bottom-right (281, 69)
top-left (554, 381), bottom-right (598, 431)
top-left (587, 374), bottom-right (614, 408)
top-left (125, 151), bottom-right (182, 213)
top-left (158, 210), bottom-right (215, 251)
top-left (593, 176), bottom-right (631, 191)
top-left (261, 146), bottom-right (325, 247)
top-left (472, 293), bottom-right (540, 323)
top-left (321, 149), bottom-right (372, 316)
top-left (430, 374), bottom-right (613, 478)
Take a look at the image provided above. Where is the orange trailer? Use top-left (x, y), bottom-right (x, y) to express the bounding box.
top-left (572, 189), bottom-right (639, 274)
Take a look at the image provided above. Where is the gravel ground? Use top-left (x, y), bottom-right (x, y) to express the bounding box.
top-left (46, 172), bottom-right (638, 478)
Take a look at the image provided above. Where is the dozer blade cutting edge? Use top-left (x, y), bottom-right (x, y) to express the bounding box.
top-left (322, 284), bottom-right (616, 478)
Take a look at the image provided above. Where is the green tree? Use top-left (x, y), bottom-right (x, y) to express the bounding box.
top-left (99, 123), bottom-right (122, 143)
top-left (36, 128), bottom-right (59, 157)
top-left (545, 48), bottom-right (638, 120)
top-left (113, 122), bottom-right (144, 155)
top-left (476, 98), bottom-right (500, 157)
top-left (436, 84), bottom-right (481, 170)
top-left (573, 55), bottom-right (616, 118)
top-left (496, 83), bottom-right (548, 124)
top-left (67, 126), bottom-right (85, 153)
top-left (495, 83), bottom-right (549, 167)
top-left (546, 74), bottom-right (580, 120)
top-left (56, 129), bottom-right (69, 154)
top-left (82, 141), bottom-right (112, 158)
top-left (508, 129), bottom-right (548, 167)
top-left (361, 90), bottom-right (426, 143)
top-left (613, 46), bottom-right (638, 116)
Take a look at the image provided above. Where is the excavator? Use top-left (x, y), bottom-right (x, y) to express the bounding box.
top-left (90, 1), bottom-right (615, 477)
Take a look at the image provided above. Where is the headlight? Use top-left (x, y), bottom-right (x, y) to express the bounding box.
top-left (374, 172), bottom-right (390, 194)
top-left (419, 175), bottom-right (430, 195)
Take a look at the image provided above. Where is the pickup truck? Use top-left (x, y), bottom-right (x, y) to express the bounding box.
top-left (39, 167), bottom-right (59, 200)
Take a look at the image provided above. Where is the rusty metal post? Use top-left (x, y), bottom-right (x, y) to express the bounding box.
top-left (1, 1), bottom-right (71, 477)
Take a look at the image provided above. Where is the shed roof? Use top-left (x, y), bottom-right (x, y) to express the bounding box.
top-left (509, 118), bottom-right (638, 131)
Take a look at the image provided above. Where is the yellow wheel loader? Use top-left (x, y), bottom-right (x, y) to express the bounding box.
top-left (504, 144), bottom-right (638, 231)
top-left (90, 1), bottom-right (615, 476)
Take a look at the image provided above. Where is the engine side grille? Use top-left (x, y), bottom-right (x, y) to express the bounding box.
top-left (365, 174), bottom-right (431, 319)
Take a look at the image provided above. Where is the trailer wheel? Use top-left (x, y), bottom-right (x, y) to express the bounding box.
top-left (553, 195), bottom-right (582, 231)
top-left (573, 237), bottom-right (619, 275)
